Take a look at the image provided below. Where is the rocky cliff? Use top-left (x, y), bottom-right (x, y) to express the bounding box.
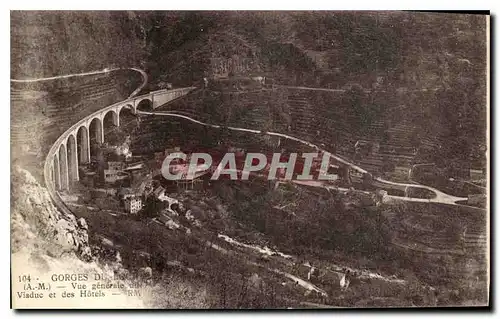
top-left (11, 165), bottom-right (91, 260)
top-left (11, 165), bottom-right (147, 308)
top-left (11, 165), bottom-right (209, 308)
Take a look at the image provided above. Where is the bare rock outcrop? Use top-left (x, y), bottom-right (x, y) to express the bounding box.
top-left (11, 165), bottom-right (91, 260)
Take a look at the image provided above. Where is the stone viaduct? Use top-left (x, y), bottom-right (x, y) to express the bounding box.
top-left (44, 87), bottom-right (196, 192)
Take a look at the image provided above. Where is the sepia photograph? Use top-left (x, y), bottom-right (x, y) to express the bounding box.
top-left (10, 10), bottom-right (489, 309)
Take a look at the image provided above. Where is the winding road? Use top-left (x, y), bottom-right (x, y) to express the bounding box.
top-left (12, 65), bottom-right (477, 208)
top-left (11, 67), bottom-right (148, 99)
top-left (137, 110), bottom-right (470, 206)
top-left (12, 65), bottom-right (470, 207)
top-left (11, 65), bottom-right (476, 222)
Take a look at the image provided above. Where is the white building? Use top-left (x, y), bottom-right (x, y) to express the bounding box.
top-left (124, 196), bottom-right (142, 214)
